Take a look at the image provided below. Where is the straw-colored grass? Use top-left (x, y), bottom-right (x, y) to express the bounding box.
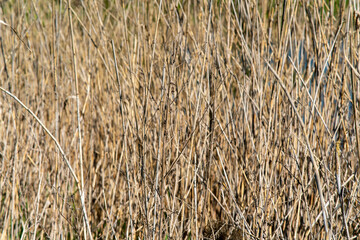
top-left (0, 0), bottom-right (360, 239)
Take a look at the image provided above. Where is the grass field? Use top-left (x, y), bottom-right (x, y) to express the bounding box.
top-left (0, 0), bottom-right (360, 239)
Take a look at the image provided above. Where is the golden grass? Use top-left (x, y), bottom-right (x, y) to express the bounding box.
top-left (0, 0), bottom-right (360, 239)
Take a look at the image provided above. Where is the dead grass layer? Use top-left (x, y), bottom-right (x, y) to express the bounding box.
top-left (0, 0), bottom-right (360, 239)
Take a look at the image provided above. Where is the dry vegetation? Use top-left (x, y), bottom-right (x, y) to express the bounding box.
top-left (1, 0), bottom-right (360, 239)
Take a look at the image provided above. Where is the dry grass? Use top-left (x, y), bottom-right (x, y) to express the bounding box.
top-left (1, 0), bottom-right (360, 239)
